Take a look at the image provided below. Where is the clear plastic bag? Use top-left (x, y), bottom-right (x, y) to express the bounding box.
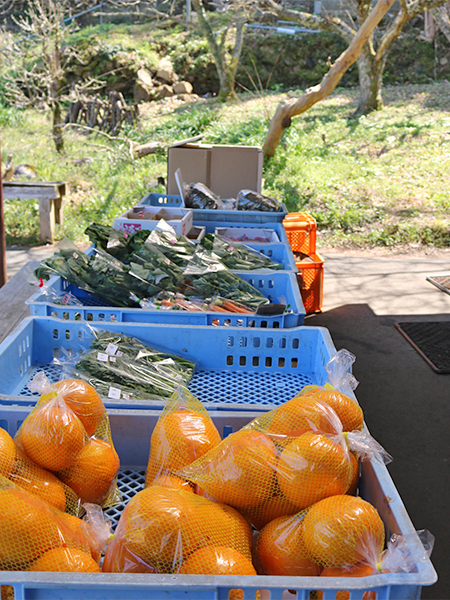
top-left (201, 233), bottom-right (283, 271)
top-left (236, 189), bottom-right (283, 212)
top-left (145, 386), bottom-right (221, 488)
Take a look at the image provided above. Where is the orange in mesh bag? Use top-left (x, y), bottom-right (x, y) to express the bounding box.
top-left (145, 386), bottom-right (221, 489)
top-left (0, 476), bottom-right (110, 572)
top-left (57, 437), bottom-right (120, 505)
top-left (254, 511), bottom-right (322, 576)
top-left (102, 485), bottom-right (253, 574)
top-left (301, 495), bottom-right (385, 568)
top-left (179, 429), bottom-right (278, 511)
top-left (0, 426), bottom-right (80, 514)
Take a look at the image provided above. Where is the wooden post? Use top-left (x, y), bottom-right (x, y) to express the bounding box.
top-left (0, 146), bottom-right (7, 287)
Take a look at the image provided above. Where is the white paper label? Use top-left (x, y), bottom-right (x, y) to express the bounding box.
top-left (109, 356), bottom-right (117, 363)
top-left (97, 352), bottom-right (109, 362)
top-left (108, 387), bottom-right (121, 399)
top-left (105, 343), bottom-right (118, 355)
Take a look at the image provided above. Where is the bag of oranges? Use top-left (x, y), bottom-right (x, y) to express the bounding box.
top-left (15, 372), bottom-right (121, 509)
top-left (102, 485), bottom-right (255, 579)
top-left (179, 394), bottom-right (391, 529)
top-left (0, 475), bottom-right (111, 572)
top-left (0, 425), bottom-right (81, 515)
top-left (145, 386), bottom-right (221, 490)
top-left (318, 527), bottom-right (435, 585)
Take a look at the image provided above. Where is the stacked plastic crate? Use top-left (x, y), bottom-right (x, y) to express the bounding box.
top-left (0, 193), bottom-right (437, 598)
top-left (283, 212), bottom-right (324, 315)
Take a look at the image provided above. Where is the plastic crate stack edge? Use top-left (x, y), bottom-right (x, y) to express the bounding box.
top-left (283, 212), bottom-right (324, 314)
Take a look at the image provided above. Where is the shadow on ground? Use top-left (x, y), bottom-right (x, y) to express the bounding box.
top-left (309, 303), bottom-right (450, 600)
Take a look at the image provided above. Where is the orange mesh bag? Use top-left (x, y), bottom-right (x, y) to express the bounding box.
top-left (253, 510), bottom-right (322, 576)
top-left (301, 495), bottom-right (385, 568)
top-left (145, 386), bottom-right (221, 489)
top-left (294, 349), bottom-right (364, 432)
top-left (317, 528), bottom-right (435, 600)
top-left (102, 485), bottom-right (253, 575)
top-left (179, 429), bottom-right (278, 512)
top-left (0, 476), bottom-right (109, 572)
top-left (15, 372), bottom-right (121, 509)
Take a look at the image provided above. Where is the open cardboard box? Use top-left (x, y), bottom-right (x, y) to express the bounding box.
top-left (113, 206), bottom-right (193, 236)
top-left (167, 136), bottom-right (263, 200)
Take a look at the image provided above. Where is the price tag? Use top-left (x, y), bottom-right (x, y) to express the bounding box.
top-left (108, 387), bottom-right (121, 399)
top-left (97, 352), bottom-right (109, 362)
top-left (165, 258), bottom-right (171, 265)
top-left (207, 264), bottom-right (219, 272)
top-left (122, 393), bottom-right (130, 400)
top-left (105, 343), bottom-right (118, 355)
top-left (61, 294), bottom-right (71, 305)
top-left (116, 350), bottom-right (123, 357)
top-left (73, 252), bottom-right (78, 259)
top-left (109, 356), bottom-right (117, 363)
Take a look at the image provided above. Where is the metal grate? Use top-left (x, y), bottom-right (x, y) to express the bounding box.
top-left (104, 468), bottom-right (146, 530)
top-left (395, 321), bottom-right (450, 374)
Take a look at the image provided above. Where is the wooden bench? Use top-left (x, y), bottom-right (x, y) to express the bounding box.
top-left (2, 181), bottom-right (66, 243)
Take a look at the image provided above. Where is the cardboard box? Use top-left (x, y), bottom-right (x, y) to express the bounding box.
top-left (215, 227), bottom-right (280, 243)
top-left (114, 206), bottom-right (193, 237)
top-left (186, 225), bottom-right (206, 243)
top-left (167, 137), bottom-right (263, 200)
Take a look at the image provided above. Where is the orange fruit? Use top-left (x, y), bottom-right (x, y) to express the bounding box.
top-left (57, 512), bottom-right (104, 563)
top-left (187, 430), bottom-right (277, 510)
top-left (18, 397), bottom-right (86, 471)
top-left (152, 474), bottom-right (194, 493)
top-left (120, 486), bottom-right (199, 572)
top-left (346, 452), bottom-right (359, 496)
top-left (194, 484), bottom-right (217, 501)
top-left (243, 493), bottom-right (299, 530)
top-left (58, 438), bottom-right (119, 505)
top-left (320, 563), bottom-right (379, 600)
top-left (145, 409), bottom-right (221, 487)
top-left (27, 547), bottom-right (101, 572)
top-left (1, 585), bottom-right (14, 600)
top-left (255, 513), bottom-right (322, 576)
top-left (179, 546), bottom-right (256, 600)
top-left (193, 501), bottom-right (253, 561)
top-left (0, 428), bottom-right (16, 478)
top-left (179, 545), bottom-right (256, 574)
top-left (102, 537), bottom-right (157, 573)
top-left (276, 432), bottom-right (352, 510)
top-left (0, 487), bottom-right (63, 570)
top-left (53, 379), bottom-right (106, 437)
top-left (11, 448), bottom-right (67, 512)
top-left (302, 495), bottom-right (385, 568)
top-left (264, 396), bottom-right (341, 438)
top-left (301, 389), bottom-right (364, 432)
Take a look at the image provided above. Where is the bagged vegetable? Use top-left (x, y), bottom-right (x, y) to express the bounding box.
top-left (183, 182), bottom-right (224, 210)
top-left (236, 189), bottom-right (283, 212)
top-left (145, 386), bottom-right (221, 488)
top-left (146, 220), bottom-right (196, 268)
top-left (102, 486), bottom-right (254, 575)
top-left (60, 328), bottom-right (196, 403)
top-left (201, 233), bottom-right (283, 271)
top-left (181, 246), bottom-right (269, 312)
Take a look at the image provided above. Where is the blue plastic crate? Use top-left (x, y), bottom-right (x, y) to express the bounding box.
top-left (0, 317), bottom-right (334, 410)
top-left (26, 270), bottom-right (305, 327)
top-left (192, 219), bottom-right (290, 244)
top-left (139, 192), bottom-right (288, 223)
top-left (0, 404), bottom-right (438, 599)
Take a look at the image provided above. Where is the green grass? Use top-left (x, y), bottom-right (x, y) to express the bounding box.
top-left (2, 81), bottom-right (450, 250)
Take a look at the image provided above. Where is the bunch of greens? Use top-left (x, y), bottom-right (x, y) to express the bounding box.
top-left (181, 246), bottom-right (268, 311)
top-left (85, 223), bottom-right (150, 263)
top-left (67, 329), bottom-right (196, 401)
top-left (201, 233), bottom-right (283, 270)
top-left (34, 239), bottom-right (163, 307)
top-left (145, 222), bottom-right (196, 268)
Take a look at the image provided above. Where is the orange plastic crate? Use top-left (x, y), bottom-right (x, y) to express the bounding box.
top-left (283, 212), bottom-right (317, 255)
top-left (295, 252), bottom-right (324, 314)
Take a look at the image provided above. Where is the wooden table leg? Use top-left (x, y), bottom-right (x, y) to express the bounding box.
top-left (38, 197), bottom-right (56, 243)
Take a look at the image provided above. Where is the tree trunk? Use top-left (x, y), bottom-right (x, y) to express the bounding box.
top-left (52, 100), bottom-right (64, 153)
top-left (355, 46), bottom-right (384, 114)
top-left (263, 0), bottom-right (395, 157)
